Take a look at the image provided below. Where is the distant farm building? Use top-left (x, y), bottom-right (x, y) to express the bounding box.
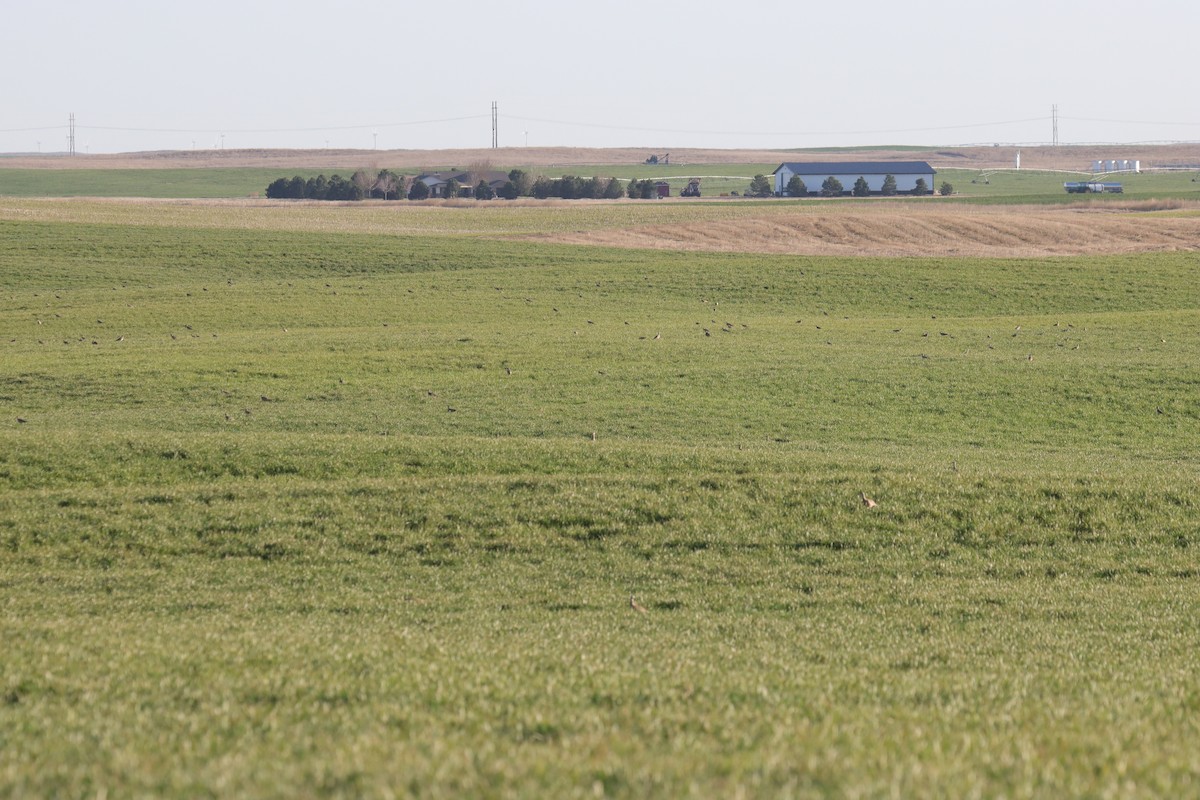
top-left (654, 181), bottom-right (671, 198)
top-left (1091, 160), bottom-right (1140, 173)
top-left (414, 170), bottom-right (510, 198)
top-left (773, 161), bottom-right (937, 196)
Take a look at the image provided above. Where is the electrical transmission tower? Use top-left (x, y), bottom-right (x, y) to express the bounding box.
top-left (491, 101), bottom-right (498, 149)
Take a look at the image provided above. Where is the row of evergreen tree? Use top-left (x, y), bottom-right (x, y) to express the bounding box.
top-left (266, 169), bottom-right (636, 201)
top-left (776, 173), bottom-right (951, 197)
top-left (265, 170), bottom-right (407, 201)
top-left (267, 169), bottom-right (955, 201)
top-left (530, 175), bottom-right (627, 199)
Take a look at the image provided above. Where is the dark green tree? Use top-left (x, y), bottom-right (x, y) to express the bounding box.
top-left (939, 181), bottom-right (954, 196)
top-left (508, 169), bottom-right (533, 196)
top-left (532, 177), bottom-right (553, 199)
top-left (287, 176), bottom-right (307, 198)
top-left (498, 180), bottom-right (519, 200)
top-left (308, 174), bottom-right (330, 199)
top-left (603, 177), bottom-right (626, 199)
top-left (266, 178), bottom-right (290, 199)
top-left (556, 176), bottom-right (580, 199)
top-left (820, 176), bottom-right (844, 197)
top-left (326, 174), bottom-right (355, 200)
top-left (474, 180), bottom-right (495, 200)
top-left (579, 177), bottom-right (605, 199)
top-left (443, 178), bottom-right (461, 198)
top-left (880, 174), bottom-right (898, 196)
top-left (785, 174), bottom-right (807, 197)
top-left (912, 178), bottom-right (929, 196)
top-left (408, 178), bottom-right (430, 200)
top-left (852, 177), bottom-right (871, 197)
top-left (748, 174), bottom-right (773, 197)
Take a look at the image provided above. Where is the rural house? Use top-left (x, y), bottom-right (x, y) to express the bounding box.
top-left (414, 170), bottom-right (511, 198)
top-left (773, 161), bottom-right (936, 196)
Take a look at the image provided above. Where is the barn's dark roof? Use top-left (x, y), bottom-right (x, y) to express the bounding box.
top-left (774, 161), bottom-right (935, 175)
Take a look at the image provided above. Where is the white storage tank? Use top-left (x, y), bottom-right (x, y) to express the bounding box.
top-left (1092, 160), bottom-right (1104, 172)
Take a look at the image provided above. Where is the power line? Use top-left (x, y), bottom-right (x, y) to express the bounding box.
top-left (0, 124), bottom-right (69, 133)
top-left (1062, 116), bottom-right (1200, 126)
top-left (74, 114), bottom-right (490, 135)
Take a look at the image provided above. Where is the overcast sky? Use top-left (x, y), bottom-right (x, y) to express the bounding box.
top-left (2, 0), bottom-right (1197, 154)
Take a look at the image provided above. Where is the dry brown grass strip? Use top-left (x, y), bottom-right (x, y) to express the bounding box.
top-left (7, 143), bottom-right (1200, 172)
top-left (528, 204), bottom-right (1200, 259)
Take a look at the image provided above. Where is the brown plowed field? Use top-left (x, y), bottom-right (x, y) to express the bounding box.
top-left (6, 143), bottom-right (1200, 171)
top-left (527, 203), bottom-right (1200, 258)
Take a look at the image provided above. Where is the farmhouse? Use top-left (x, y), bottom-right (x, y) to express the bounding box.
top-left (414, 170), bottom-right (511, 198)
top-left (773, 161), bottom-right (936, 196)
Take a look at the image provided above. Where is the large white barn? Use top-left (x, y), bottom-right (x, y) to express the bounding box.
top-left (773, 161), bottom-right (936, 196)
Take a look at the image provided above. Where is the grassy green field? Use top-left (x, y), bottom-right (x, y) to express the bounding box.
top-left (0, 168), bottom-right (302, 199)
top-left (2, 201), bottom-right (1200, 797)
top-left (0, 165), bottom-right (777, 200)
top-left (3, 160), bottom-right (1200, 202)
top-left (937, 168), bottom-right (1200, 204)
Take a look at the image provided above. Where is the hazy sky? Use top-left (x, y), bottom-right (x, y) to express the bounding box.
top-left (3, 0), bottom-right (1197, 154)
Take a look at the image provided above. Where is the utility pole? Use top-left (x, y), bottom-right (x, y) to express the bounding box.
top-left (68, 113), bottom-right (76, 156)
top-left (491, 101), bottom-right (498, 149)
top-left (1052, 104), bottom-right (1059, 146)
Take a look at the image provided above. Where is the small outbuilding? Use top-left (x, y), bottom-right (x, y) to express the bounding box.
top-left (773, 161), bottom-right (937, 196)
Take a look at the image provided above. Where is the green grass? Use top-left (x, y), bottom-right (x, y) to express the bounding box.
top-left (0, 163), bottom-right (780, 200)
top-left (0, 167), bottom-right (324, 198)
top-left (5, 162), bottom-right (1199, 203)
top-left (2, 206), bottom-right (1199, 797)
top-left (938, 167), bottom-right (1200, 203)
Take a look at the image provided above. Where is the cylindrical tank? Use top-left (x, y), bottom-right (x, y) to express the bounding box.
top-left (1133, 160), bottom-right (1141, 173)
top-left (1092, 160), bottom-right (1103, 172)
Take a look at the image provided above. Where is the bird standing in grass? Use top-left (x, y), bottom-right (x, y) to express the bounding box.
top-left (630, 595), bottom-right (648, 614)
top-left (860, 492), bottom-right (878, 509)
